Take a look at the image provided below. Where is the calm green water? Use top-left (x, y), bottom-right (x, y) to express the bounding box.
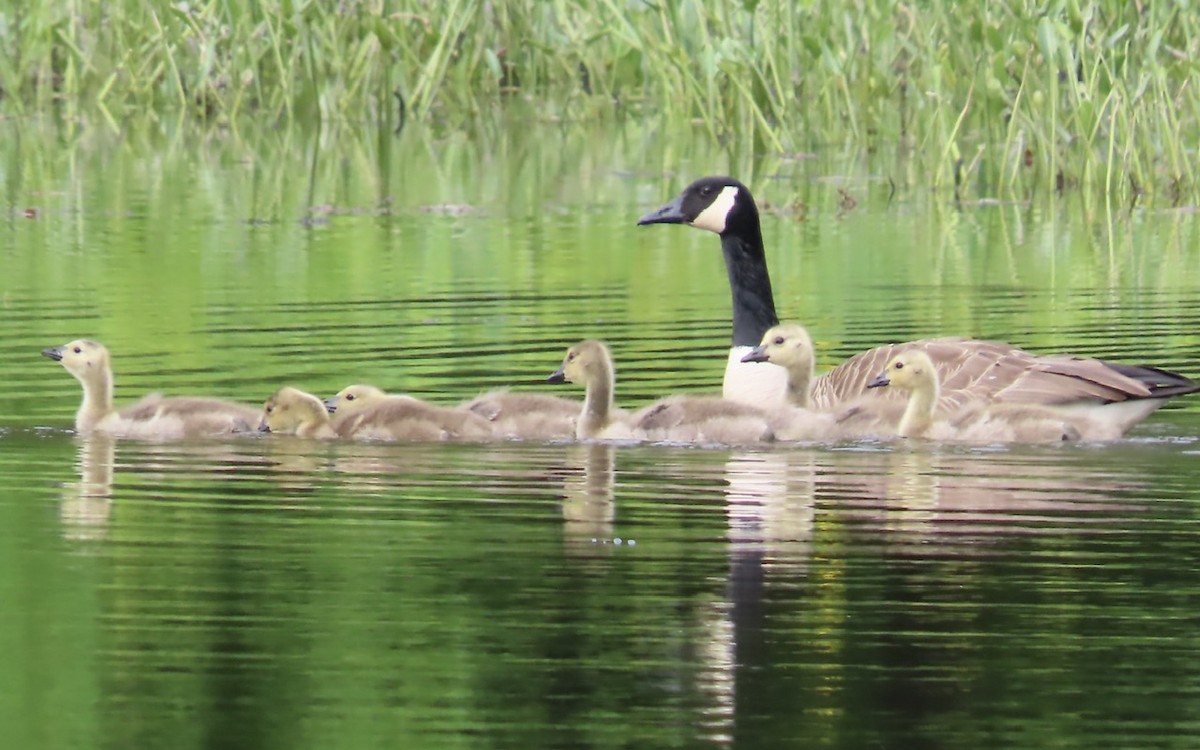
top-left (3, 118), bottom-right (1200, 749)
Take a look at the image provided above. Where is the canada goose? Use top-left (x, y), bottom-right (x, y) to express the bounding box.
top-left (639, 176), bottom-right (787, 407)
top-left (43, 339), bottom-right (260, 439)
top-left (740, 323), bottom-right (901, 441)
top-left (547, 340), bottom-right (640, 441)
top-left (325, 384), bottom-right (496, 441)
top-left (548, 339), bottom-right (773, 444)
top-left (259, 387), bottom-right (340, 438)
top-left (831, 337), bottom-right (1199, 436)
top-left (638, 177), bottom-right (1200, 431)
top-left (460, 389), bottom-right (579, 440)
top-left (323, 384), bottom-right (414, 416)
top-left (633, 395), bottom-right (776, 444)
top-left (867, 350), bottom-right (1120, 442)
top-left (740, 323), bottom-right (819, 408)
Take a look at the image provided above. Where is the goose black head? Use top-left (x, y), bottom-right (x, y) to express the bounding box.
top-left (637, 176), bottom-right (759, 237)
top-left (638, 176), bottom-right (777, 351)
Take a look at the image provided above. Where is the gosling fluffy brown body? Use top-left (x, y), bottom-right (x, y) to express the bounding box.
top-left (461, 390), bottom-right (579, 440)
top-left (742, 323), bottom-right (901, 441)
top-left (548, 339), bottom-right (773, 444)
top-left (327, 384), bottom-right (496, 441)
top-left (43, 339), bottom-right (259, 439)
top-left (868, 350), bottom-right (1118, 442)
top-left (259, 387), bottom-right (340, 439)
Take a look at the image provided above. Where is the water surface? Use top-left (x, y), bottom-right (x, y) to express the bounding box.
top-left (2, 119), bottom-right (1199, 749)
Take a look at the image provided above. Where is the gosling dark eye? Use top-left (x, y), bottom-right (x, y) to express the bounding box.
top-left (894, 362), bottom-right (904, 370)
top-left (346, 394), bottom-right (356, 402)
top-left (73, 346), bottom-right (82, 354)
top-left (773, 336), bottom-right (784, 345)
top-left (266, 405), bottom-right (274, 414)
top-left (567, 352), bottom-right (576, 362)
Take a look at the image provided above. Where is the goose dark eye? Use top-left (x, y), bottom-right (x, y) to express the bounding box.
top-left (73, 346), bottom-right (82, 354)
top-left (567, 352), bottom-right (576, 362)
top-left (266, 405), bottom-right (274, 414)
top-left (346, 394), bottom-right (356, 401)
top-left (894, 362), bottom-right (904, 370)
top-left (773, 336), bottom-right (785, 345)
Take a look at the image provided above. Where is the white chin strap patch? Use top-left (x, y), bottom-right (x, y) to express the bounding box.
top-left (690, 185), bottom-right (738, 234)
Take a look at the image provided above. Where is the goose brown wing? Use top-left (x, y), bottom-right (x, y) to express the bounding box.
top-left (809, 338), bottom-right (1197, 412)
top-left (988, 356), bottom-right (1152, 405)
top-left (807, 338), bottom-right (982, 411)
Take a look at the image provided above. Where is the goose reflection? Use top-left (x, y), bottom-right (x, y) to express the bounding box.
top-left (58, 436), bottom-right (317, 541)
top-left (693, 441), bottom-right (1157, 745)
top-left (722, 444), bottom-right (1151, 559)
top-left (857, 445), bottom-right (1149, 544)
top-left (880, 446), bottom-right (940, 539)
top-left (723, 450), bottom-right (817, 575)
top-left (253, 435), bottom-right (336, 493)
top-left (60, 434), bottom-right (116, 540)
top-left (697, 449), bottom-right (821, 744)
top-left (558, 442), bottom-right (617, 557)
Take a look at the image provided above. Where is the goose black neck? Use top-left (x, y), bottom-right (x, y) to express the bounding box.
top-left (721, 229), bottom-right (779, 347)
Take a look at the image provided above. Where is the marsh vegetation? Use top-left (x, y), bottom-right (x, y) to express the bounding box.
top-left (3, 1), bottom-right (1197, 201)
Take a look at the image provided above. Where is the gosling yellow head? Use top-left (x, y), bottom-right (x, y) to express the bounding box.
top-left (324, 384), bottom-right (389, 417)
top-left (547, 340), bottom-right (612, 387)
top-left (42, 339), bottom-right (111, 382)
top-left (741, 324), bottom-right (814, 368)
top-left (259, 387), bottom-right (329, 435)
top-left (868, 350), bottom-right (937, 393)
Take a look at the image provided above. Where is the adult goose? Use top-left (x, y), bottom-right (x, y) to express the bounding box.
top-left (639, 176), bottom-right (786, 407)
top-left (43, 339), bottom-right (259, 439)
top-left (638, 177), bottom-right (1199, 432)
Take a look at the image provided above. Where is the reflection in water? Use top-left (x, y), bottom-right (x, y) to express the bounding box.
top-left (57, 435), bottom-right (329, 542)
top-left (558, 443), bottom-right (616, 555)
top-left (699, 450), bottom-right (823, 746)
top-left (698, 441), bottom-right (1160, 747)
top-left (881, 446), bottom-right (940, 536)
top-left (719, 444), bottom-right (1155, 557)
top-left (866, 445), bottom-right (1150, 544)
top-left (694, 597), bottom-right (736, 745)
top-left (60, 435), bottom-right (116, 540)
top-left (258, 435), bottom-right (335, 490)
top-left (28, 431), bottom-right (1197, 748)
top-left (330, 439), bottom-right (419, 488)
top-left (724, 450), bottom-right (817, 573)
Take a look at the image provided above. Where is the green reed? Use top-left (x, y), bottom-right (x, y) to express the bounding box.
top-left (2, 0), bottom-right (1198, 201)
